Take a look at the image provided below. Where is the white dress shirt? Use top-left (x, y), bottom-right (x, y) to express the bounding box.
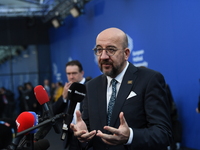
top-left (106, 62), bottom-right (133, 145)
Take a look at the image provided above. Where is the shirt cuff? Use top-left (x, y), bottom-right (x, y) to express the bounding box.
top-left (124, 127), bottom-right (133, 145)
top-left (63, 98), bottom-right (67, 103)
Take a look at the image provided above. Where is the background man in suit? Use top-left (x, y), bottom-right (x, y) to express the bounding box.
top-left (54, 60), bottom-right (87, 150)
top-left (70, 27), bottom-right (172, 150)
top-left (53, 60), bottom-right (86, 115)
top-left (62, 60), bottom-right (86, 122)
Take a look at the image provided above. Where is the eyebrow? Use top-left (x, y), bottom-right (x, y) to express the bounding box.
top-left (67, 72), bottom-right (78, 74)
top-left (95, 45), bottom-right (117, 48)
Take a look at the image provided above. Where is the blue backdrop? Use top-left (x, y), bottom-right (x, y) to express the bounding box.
top-left (48, 0), bottom-right (200, 149)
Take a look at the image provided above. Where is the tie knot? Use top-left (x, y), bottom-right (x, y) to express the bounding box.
top-left (111, 79), bottom-right (117, 86)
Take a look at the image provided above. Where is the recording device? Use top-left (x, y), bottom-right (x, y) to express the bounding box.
top-left (61, 82), bottom-right (86, 140)
top-left (34, 85), bottom-right (60, 134)
top-left (8, 112), bottom-right (37, 150)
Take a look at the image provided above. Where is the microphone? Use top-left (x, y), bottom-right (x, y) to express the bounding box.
top-left (16, 112), bottom-right (35, 133)
top-left (61, 82), bottom-right (86, 140)
top-left (34, 85), bottom-right (61, 142)
top-left (8, 112), bottom-right (36, 150)
top-left (34, 139), bottom-right (50, 150)
top-left (34, 85), bottom-right (60, 134)
top-left (34, 85), bottom-right (52, 118)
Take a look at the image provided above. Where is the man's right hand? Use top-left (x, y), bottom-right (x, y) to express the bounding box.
top-left (62, 82), bottom-right (73, 99)
top-left (70, 110), bottom-right (96, 143)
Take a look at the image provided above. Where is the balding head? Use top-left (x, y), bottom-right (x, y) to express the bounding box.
top-left (96, 27), bottom-right (128, 49)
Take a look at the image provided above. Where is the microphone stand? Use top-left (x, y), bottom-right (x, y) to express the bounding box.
top-left (17, 113), bottom-right (64, 137)
top-left (16, 134), bottom-right (34, 150)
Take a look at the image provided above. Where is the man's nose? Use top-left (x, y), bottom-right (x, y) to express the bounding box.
top-left (100, 50), bottom-right (109, 59)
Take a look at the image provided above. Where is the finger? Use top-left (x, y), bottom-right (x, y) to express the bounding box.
top-left (103, 126), bottom-right (119, 135)
top-left (81, 130), bottom-right (96, 139)
top-left (78, 130), bottom-right (96, 142)
top-left (76, 110), bottom-right (82, 122)
top-left (70, 123), bottom-right (76, 131)
top-left (119, 112), bottom-right (127, 126)
top-left (96, 130), bottom-right (112, 139)
top-left (96, 130), bottom-right (116, 145)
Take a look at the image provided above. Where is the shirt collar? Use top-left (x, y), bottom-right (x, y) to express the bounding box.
top-left (79, 78), bottom-right (85, 84)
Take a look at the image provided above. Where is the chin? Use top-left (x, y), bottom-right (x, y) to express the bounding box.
top-left (103, 70), bottom-right (112, 76)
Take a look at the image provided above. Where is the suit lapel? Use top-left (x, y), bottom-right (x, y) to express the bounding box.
top-left (110, 64), bottom-right (138, 127)
top-left (97, 75), bottom-right (108, 128)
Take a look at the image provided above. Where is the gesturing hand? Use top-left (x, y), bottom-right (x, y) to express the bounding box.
top-left (70, 110), bottom-right (96, 143)
top-left (62, 82), bottom-right (72, 99)
top-left (96, 112), bottom-right (130, 145)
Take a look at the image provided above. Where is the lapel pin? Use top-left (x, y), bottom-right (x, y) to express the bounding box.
top-left (127, 80), bottom-right (133, 84)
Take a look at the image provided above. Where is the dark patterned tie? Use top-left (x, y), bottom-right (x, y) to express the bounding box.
top-left (107, 79), bottom-right (118, 126)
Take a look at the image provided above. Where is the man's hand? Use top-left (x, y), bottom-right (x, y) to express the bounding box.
top-left (62, 82), bottom-right (72, 99)
top-left (70, 110), bottom-right (96, 143)
top-left (96, 112), bottom-right (130, 145)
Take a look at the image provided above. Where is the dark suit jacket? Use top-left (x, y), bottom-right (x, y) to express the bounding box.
top-left (82, 63), bottom-right (172, 150)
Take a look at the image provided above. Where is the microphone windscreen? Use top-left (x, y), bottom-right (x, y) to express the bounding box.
top-left (28, 111), bottom-right (38, 133)
top-left (34, 85), bottom-right (49, 105)
top-left (16, 112), bottom-right (35, 133)
top-left (68, 82), bottom-right (86, 102)
top-left (34, 139), bottom-right (50, 150)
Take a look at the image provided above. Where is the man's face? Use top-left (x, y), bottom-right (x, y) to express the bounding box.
top-left (66, 65), bottom-right (84, 83)
top-left (96, 29), bottom-right (129, 78)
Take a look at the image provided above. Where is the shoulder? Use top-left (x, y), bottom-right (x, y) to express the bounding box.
top-left (128, 63), bottom-right (165, 81)
top-left (85, 74), bottom-right (106, 86)
top-left (137, 66), bottom-right (161, 75)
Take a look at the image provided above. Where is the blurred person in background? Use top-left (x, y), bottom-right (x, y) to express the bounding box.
top-left (23, 82), bottom-right (41, 115)
top-left (53, 81), bottom-right (64, 102)
top-left (54, 60), bottom-right (91, 150)
top-left (17, 85), bottom-right (27, 113)
top-left (0, 87), bottom-right (15, 118)
top-left (43, 79), bottom-right (51, 99)
top-left (50, 82), bottom-right (56, 103)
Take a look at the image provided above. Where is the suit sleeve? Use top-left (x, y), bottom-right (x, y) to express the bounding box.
top-left (52, 96), bottom-right (68, 115)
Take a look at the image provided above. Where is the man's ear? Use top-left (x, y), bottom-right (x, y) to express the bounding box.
top-left (124, 48), bottom-right (130, 60)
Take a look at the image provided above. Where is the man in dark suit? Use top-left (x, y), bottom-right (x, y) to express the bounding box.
top-left (53, 60), bottom-right (88, 150)
top-left (70, 27), bottom-right (172, 150)
top-left (53, 60), bottom-right (86, 116)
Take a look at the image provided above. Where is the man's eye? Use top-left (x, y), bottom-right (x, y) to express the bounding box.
top-left (108, 48), bottom-right (115, 51)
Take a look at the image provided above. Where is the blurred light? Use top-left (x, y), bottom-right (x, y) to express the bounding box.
top-left (70, 6), bottom-right (80, 18)
top-left (51, 18), bottom-right (60, 28)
